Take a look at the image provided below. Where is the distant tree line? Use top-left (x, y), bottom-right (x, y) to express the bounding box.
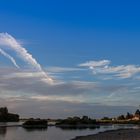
top-left (0, 107), bottom-right (19, 122)
top-left (101, 109), bottom-right (140, 121)
top-left (56, 116), bottom-right (98, 125)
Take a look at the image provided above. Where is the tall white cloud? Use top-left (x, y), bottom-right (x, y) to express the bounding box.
top-left (0, 33), bottom-right (53, 84)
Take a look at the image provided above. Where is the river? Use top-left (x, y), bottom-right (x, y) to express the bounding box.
top-left (0, 122), bottom-right (139, 140)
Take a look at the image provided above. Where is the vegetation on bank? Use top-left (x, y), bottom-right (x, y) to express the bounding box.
top-left (22, 118), bottom-right (48, 128)
top-left (1, 106), bottom-right (140, 127)
top-left (0, 107), bottom-right (19, 122)
top-left (56, 116), bottom-right (99, 129)
top-left (99, 109), bottom-right (140, 124)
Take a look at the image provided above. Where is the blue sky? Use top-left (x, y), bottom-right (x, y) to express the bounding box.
top-left (1, 0), bottom-right (140, 66)
top-left (0, 0), bottom-right (140, 118)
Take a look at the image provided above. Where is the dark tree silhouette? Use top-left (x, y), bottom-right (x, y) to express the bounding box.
top-left (0, 107), bottom-right (19, 122)
top-left (126, 112), bottom-right (133, 120)
top-left (135, 109), bottom-right (140, 117)
top-left (117, 115), bottom-right (125, 120)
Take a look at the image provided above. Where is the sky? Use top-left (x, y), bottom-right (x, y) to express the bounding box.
top-left (0, 0), bottom-right (140, 118)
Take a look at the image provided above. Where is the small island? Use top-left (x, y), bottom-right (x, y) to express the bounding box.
top-left (56, 116), bottom-right (99, 129)
top-left (0, 107), bottom-right (19, 122)
top-left (22, 118), bottom-right (48, 129)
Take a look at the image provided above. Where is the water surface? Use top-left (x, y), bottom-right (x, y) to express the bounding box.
top-left (0, 123), bottom-right (139, 140)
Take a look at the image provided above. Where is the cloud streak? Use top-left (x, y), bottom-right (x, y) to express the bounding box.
top-left (0, 48), bottom-right (19, 68)
top-left (79, 60), bottom-right (140, 79)
top-left (0, 33), bottom-right (53, 84)
top-left (79, 60), bottom-right (110, 68)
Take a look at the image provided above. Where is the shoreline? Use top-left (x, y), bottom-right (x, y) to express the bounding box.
top-left (71, 128), bottom-right (140, 140)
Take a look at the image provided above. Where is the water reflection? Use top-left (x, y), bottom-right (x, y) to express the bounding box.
top-left (56, 125), bottom-right (100, 130)
top-left (0, 127), bottom-right (7, 137)
top-left (0, 124), bottom-right (138, 140)
top-left (23, 127), bottom-right (48, 132)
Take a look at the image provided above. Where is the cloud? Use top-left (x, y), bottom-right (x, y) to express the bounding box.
top-left (46, 66), bottom-right (85, 73)
top-left (0, 67), bottom-right (132, 106)
top-left (0, 48), bottom-right (19, 68)
top-left (102, 65), bottom-right (140, 78)
top-left (0, 34), bottom-right (140, 118)
top-left (0, 96), bottom-right (137, 118)
top-left (79, 60), bottom-right (110, 68)
top-left (0, 67), bottom-right (139, 118)
top-left (79, 60), bottom-right (140, 79)
top-left (0, 33), bottom-right (53, 84)
top-left (0, 67), bottom-right (99, 96)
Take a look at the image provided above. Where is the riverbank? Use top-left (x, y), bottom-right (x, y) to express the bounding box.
top-left (72, 128), bottom-right (140, 140)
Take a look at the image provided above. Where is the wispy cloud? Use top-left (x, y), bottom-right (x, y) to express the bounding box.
top-left (0, 67), bottom-right (98, 96)
top-left (46, 66), bottom-right (85, 73)
top-left (0, 33), bottom-right (140, 118)
top-left (0, 33), bottom-right (53, 84)
top-left (79, 60), bottom-right (140, 79)
top-left (79, 60), bottom-right (110, 68)
top-left (0, 48), bottom-right (19, 68)
top-left (0, 64), bottom-right (139, 118)
top-left (0, 67), bottom-right (132, 105)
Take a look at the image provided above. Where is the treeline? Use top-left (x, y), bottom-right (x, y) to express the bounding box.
top-left (0, 107), bottom-right (19, 122)
top-left (56, 116), bottom-right (98, 125)
top-left (101, 109), bottom-right (140, 121)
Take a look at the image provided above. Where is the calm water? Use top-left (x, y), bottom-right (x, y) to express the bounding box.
top-left (0, 123), bottom-right (139, 140)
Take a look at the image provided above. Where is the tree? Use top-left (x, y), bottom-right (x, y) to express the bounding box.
top-left (82, 116), bottom-right (89, 121)
top-left (135, 109), bottom-right (140, 116)
top-left (0, 107), bottom-right (19, 122)
top-left (0, 107), bottom-right (8, 115)
top-left (101, 117), bottom-right (112, 121)
top-left (126, 112), bottom-right (133, 120)
top-left (117, 115), bottom-right (125, 120)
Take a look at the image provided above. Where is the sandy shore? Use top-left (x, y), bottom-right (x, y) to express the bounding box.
top-left (72, 129), bottom-right (140, 140)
